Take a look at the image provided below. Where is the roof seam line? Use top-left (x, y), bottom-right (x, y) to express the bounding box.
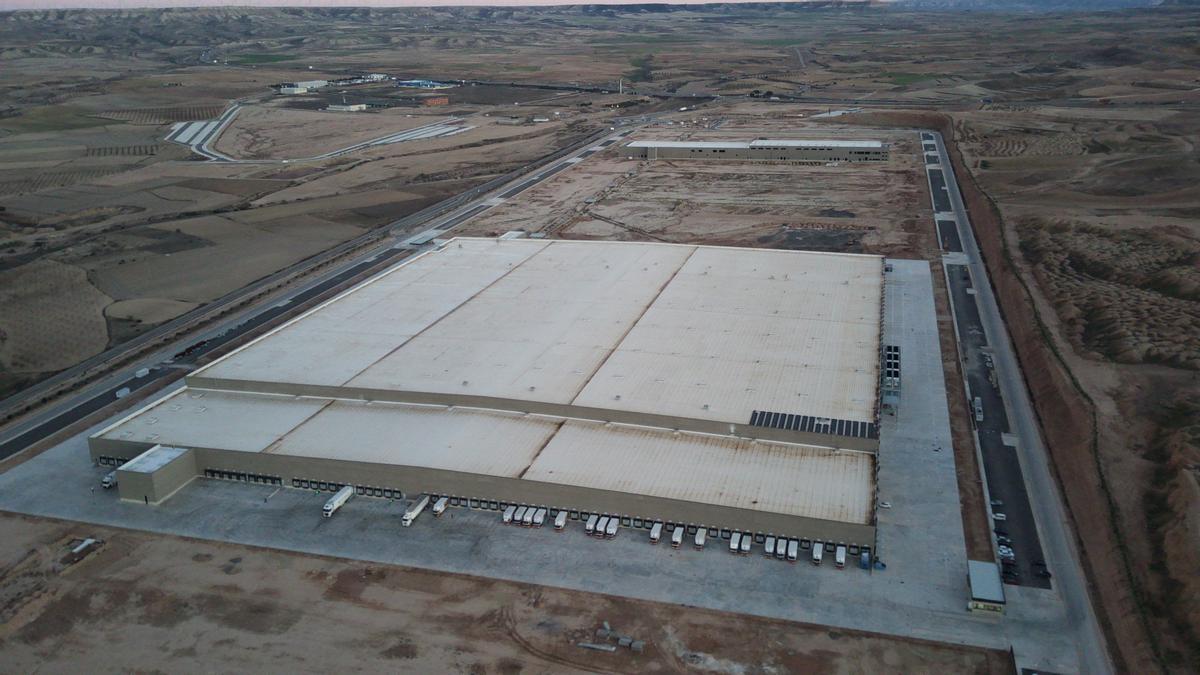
top-left (334, 240), bottom-right (546, 387)
top-left (567, 245), bottom-right (699, 405)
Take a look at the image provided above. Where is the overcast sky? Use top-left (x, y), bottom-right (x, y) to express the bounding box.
top-left (3, 0), bottom-right (860, 9)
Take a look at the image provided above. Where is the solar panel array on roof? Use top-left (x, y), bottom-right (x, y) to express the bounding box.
top-left (749, 410), bottom-right (879, 441)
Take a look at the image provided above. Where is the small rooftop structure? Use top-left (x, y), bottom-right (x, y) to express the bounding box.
top-left (967, 560), bottom-right (1006, 613)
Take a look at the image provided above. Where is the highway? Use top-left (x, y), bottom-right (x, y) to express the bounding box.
top-left (0, 125), bottom-right (626, 462)
top-left (925, 130), bottom-right (1112, 674)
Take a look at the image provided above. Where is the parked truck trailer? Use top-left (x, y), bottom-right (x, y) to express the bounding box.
top-left (322, 485), bottom-right (355, 518)
top-left (402, 495), bottom-right (430, 527)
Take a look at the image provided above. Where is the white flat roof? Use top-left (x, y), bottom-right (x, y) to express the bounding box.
top-left (627, 139), bottom-right (884, 150)
top-left (120, 444), bottom-right (189, 474)
top-left (749, 139), bottom-right (884, 149)
top-left (97, 388), bottom-right (874, 525)
top-left (627, 141), bottom-right (751, 149)
top-left (196, 238), bottom-right (883, 426)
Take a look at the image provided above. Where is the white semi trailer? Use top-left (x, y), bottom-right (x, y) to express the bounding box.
top-left (402, 495), bottom-right (430, 526)
top-left (432, 496), bottom-right (449, 516)
top-left (322, 485), bottom-right (355, 518)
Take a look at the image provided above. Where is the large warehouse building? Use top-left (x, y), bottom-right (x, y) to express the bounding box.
top-left (626, 139), bottom-right (889, 163)
top-left (90, 238), bottom-right (886, 550)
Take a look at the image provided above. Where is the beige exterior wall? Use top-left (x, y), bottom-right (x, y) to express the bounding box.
top-left (90, 438), bottom-right (876, 548)
top-left (115, 447), bottom-right (198, 505)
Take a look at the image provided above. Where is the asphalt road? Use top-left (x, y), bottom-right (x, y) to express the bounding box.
top-left (925, 131), bottom-right (1111, 674)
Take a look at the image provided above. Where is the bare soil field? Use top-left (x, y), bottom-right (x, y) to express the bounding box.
top-left (212, 104), bottom-right (453, 160)
top-left (463, 125), bottom-right (930, 258)
top-left (0, 513), bottom-right (1013, 674)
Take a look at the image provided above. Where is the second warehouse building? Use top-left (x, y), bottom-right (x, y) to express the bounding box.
top-left (91, 238), bottom-right (886, 550)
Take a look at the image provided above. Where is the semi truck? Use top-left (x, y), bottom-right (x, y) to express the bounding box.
top-left (514, 506), bottom-right (527, 525)
top-left (101, 470), bottom-right (118, 489)
top-left (649, 522), bottom-right (663, 543)
top-left (532, 508), bottom-right (547, 527)
top-left (522, 507), bottom-right (536, 526)
top-left (764, 536), bottom-right (776, 557)
top-left (604, 518), bottom-right (618, 538)
top-left (811, 542), bottom-right (824, 565)
top-left (835, 545), bottom-right (847, 569)
top-left (554, 510), bottom-right (568, 530)
top-left (729, 532), bottom-right (741, 554)
top-left (401, 495), bottom-right (430, 527)
top-left (502, 505), bottom-right (516, 523)
top-left (595, 516), bottom-right (609, 536)
top-left (787, 539), bottom-right (799, 563)
top-left (670, 526), bottom-right (685, 548)
top-left (322, 485), bottom-right (355, 518)
top-left (739, 534), bottom-right (751, 555)
top-left (585, 514), bottom-right (599, 534)
top-left (693, 528), bottom-right (707, 550)
top-left (432, 496), bottom-right (449, 516)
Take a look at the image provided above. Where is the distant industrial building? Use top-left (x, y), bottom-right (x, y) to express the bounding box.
top-left (327, 103), bottom-right (368, 112)
top-left (627, 139), bottom-right (889, 163)
top-left (396, 79), bottom-right (456, 89)
top-left (91, 238), bottom-right (886, 552)
top-left (279, 86), bottom-right (309, 95)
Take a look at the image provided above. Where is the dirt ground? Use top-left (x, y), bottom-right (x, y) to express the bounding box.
top-left (461, 125), bottom-right (930, 258)
top-left (0, 513), bottom-right (1012, 674)
top-left (212, 104), bottom-right (454, 160)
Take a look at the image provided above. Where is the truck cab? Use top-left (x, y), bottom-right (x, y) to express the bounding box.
top-left (101, 471), bottom-right (118, 489)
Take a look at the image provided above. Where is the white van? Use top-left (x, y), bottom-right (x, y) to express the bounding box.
top-left (671, 526), bottom-right (685, 548)
top-left (729, 532), bottom-right (741, 554)
top-left (764, 536), bottom-right (776, 557)
top-left (835, 545), bottom-right (847, 569)
top-left (693, 529), bottom-right (707, 550)
top-left (585, 514), bottom-right (599, 534)
top-left (811, 542), bottom-right (824, 565)
top-left (787, 539), bottom-right (799, 563)
top-left (649, 522), bottom-right (663, 543)
top-left (554, 510), bottom-right (568, 530)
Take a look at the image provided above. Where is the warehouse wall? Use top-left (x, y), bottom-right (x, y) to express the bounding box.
top-left (629, 146), bottom-right (889, 163)
top-left (90, 438), bottom-right (876, 548)
top-left (183, 377), bottom-right (880, 452)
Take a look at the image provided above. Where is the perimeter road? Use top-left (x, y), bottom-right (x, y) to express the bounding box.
top-left (925, 130), bottom-right (1111, 674)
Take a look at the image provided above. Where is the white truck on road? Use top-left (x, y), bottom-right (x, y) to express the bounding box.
top-left (402, 495), bottom-right (430, 526)
top-left (322, 485), bottom-right (354, 518)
